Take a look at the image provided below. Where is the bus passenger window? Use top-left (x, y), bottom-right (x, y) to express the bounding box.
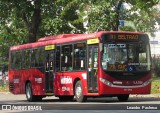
top-left (94, 48), bottom-right (98, 68)
top-left (15, 51), bottom-right (22, 69)
top-left (31, 49), bottom-right (37, 67)
top-left (10, 52), bottom-right (16, 70)
top-left (55, 46), bottom-right (60, 71)
top-left (61, 45), bottom-right (73, 71)
top-left (24, 50), bottom-right (31, 69)
top-left (38, 48), bottom-right (44, 67)
top-left (73, 43), bottom-right (86, 70)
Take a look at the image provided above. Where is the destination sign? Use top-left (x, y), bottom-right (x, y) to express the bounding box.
top-left (108, 64), bottom-right (127, 71)
top-left (110, 34), bottom-right (139, 41)
top-left (101, 33), bottom-right (146, 42)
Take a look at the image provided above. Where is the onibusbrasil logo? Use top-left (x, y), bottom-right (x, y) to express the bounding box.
top-left (2, 105), bottom-right (42, 111)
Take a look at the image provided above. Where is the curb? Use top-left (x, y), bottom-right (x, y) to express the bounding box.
top-left (0, 92), bottom-right (10, 94)
top-left (130, 94), bottom-right (160, 98)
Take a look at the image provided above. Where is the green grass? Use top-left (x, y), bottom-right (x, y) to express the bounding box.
top-left (0, 81), bottom-right (9, 92)
top-left (151, 77), bottom-right (160, 94)
top-left (0, 86), bottom-right (9, 92)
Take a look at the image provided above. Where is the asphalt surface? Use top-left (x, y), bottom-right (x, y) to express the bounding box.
top-left (1, 92), bottom-right (160, 113)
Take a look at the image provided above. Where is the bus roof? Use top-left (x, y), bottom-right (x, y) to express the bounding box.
top-left (9, 31), bottom-right (145, 51)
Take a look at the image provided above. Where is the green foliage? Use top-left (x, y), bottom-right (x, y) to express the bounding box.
top-left (155, 64), bottom-right (160, 76)
top-left (39, 0), bottom-right (86, 36)
top-left (0, 3), bottom-right (28, 68)
top-left (87, 0), bottom-right (119, 32)
top-left (152, 56), bottom-right (160, 77)
top-left (151, 77), bottom-right (160, 94)
top-left (1, 0), bottom-right (159, 42)
top-left (87, 0), bottom-right (160, 33)
top-left (0, 0), bottom-right (160, 71)
top-left (119, 26), bottom-right (136, 31)
top-left (0, 80), bottom-right (9, 92)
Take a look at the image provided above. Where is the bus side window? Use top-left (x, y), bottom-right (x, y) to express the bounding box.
top-left (10, 51), bottom-right (22, 70)
top-left (38, 48), bottom-right (44, 67)
top-left (10, 52), bottom-right (16, 70)
top-left (24, 50), bottom-right (31, 69)
top-left (15, 51), bottom-right (22, 69)
top-left (31, 49), bottom-right (37, 67)
top-left (55, 46), bottom-right (60, 71)
top-left (73, 43), bottom-right (86, 70)
top-left (61, 45), bottom-right (73, 71)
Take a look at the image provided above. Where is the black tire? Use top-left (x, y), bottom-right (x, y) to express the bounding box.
top-left (26, 82), bottom-right (43, 102)
top-left (25, 82), bottom-right (36, 102)
top-left (25, 82), bottom-right (43, 102)
top-left (59, 96), bottom-right (74, 101)
top-left (117, 94), bottom-right (129, 102)
top-left (74, 80), bottom-right (87, 102)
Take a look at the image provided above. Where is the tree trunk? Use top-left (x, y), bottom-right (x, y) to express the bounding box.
top-left (22, 0), bottom-right (42, 43)
top-left (113, 1), bottom-right (123, 31)
top-left (28, 29), bottom-right (37, 42)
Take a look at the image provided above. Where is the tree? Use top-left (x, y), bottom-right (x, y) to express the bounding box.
top-left (125, 0), bottom-right (160, 36)
top-left (0, 0), bottom-right (42, 43)
top-left (86, 0), bottom-right (160, 33)
top-left (0, 0), bottom-right (87, 43)
top-left (0, 0), bottom-right (87, 69)
top-left (41, 0), bottom-right (86, 35)
top-left (0, 0), bottom-right (160, 70)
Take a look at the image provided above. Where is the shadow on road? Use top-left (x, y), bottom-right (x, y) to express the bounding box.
top-left (1, 94), bottom-right (160, 104)
top-left (11, 96), bottom-right (160, 104)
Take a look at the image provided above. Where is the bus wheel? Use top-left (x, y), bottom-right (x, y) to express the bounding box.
top-left (59, 96), bottom-right (74, 101)
top-left (25, 82), bottom-right (35, 102)
top-left (117, 94), bottom-right (129, 102)
top-left (74, 80), bottom-right (87, 102)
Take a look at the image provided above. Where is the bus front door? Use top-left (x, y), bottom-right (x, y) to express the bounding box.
top-left (87, 45), bottom-right (98, 93)
top-left (45, 50), bottom-right (54, 94)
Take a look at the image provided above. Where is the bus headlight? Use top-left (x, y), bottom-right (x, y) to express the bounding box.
top-left (100, 78), bottom-right (113, 86)
top-left (143, 80), bottom-right (151, 86)
top-left (100, 77), bottom-right (151, 88)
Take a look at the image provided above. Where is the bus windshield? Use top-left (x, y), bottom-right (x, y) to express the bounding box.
top-left (101, 43), bottom-right (151, 72)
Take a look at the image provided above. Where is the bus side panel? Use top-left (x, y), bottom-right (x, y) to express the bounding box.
top-left (8, 70), bottom-right (14, 94)
top-left (26, 69), bottom-right (46, 96)
top-left (9, 69), bottom-right (46, 96)
top-left (9, 70), bottom-right (23, 94)
top-left (54, 71), bottom-right (87, 96)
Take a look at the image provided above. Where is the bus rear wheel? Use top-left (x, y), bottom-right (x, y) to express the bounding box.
top-left (25, 82), bottom-right (43, 102)
top-left (26, 82), bottom-right (35, 102)
top-left (74, 80), bottom-right (87, 102)
top-left (117, 94), bottom-right (129, 102)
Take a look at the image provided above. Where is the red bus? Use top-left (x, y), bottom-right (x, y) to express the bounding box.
top-left (8, 31), bottom-right (151, 102)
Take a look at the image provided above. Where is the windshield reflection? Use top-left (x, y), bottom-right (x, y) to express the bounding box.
top-left (101, 43), bottom-right (151, 72)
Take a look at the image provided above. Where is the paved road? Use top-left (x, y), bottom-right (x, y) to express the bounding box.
top-left (0, 93), bottom-right (160, 113)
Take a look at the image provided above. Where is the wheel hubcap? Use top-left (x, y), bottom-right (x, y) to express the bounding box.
top-left (26, 85), bottom-right (31, 99)
top-left (76, 85), bottom-right (82, 98)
